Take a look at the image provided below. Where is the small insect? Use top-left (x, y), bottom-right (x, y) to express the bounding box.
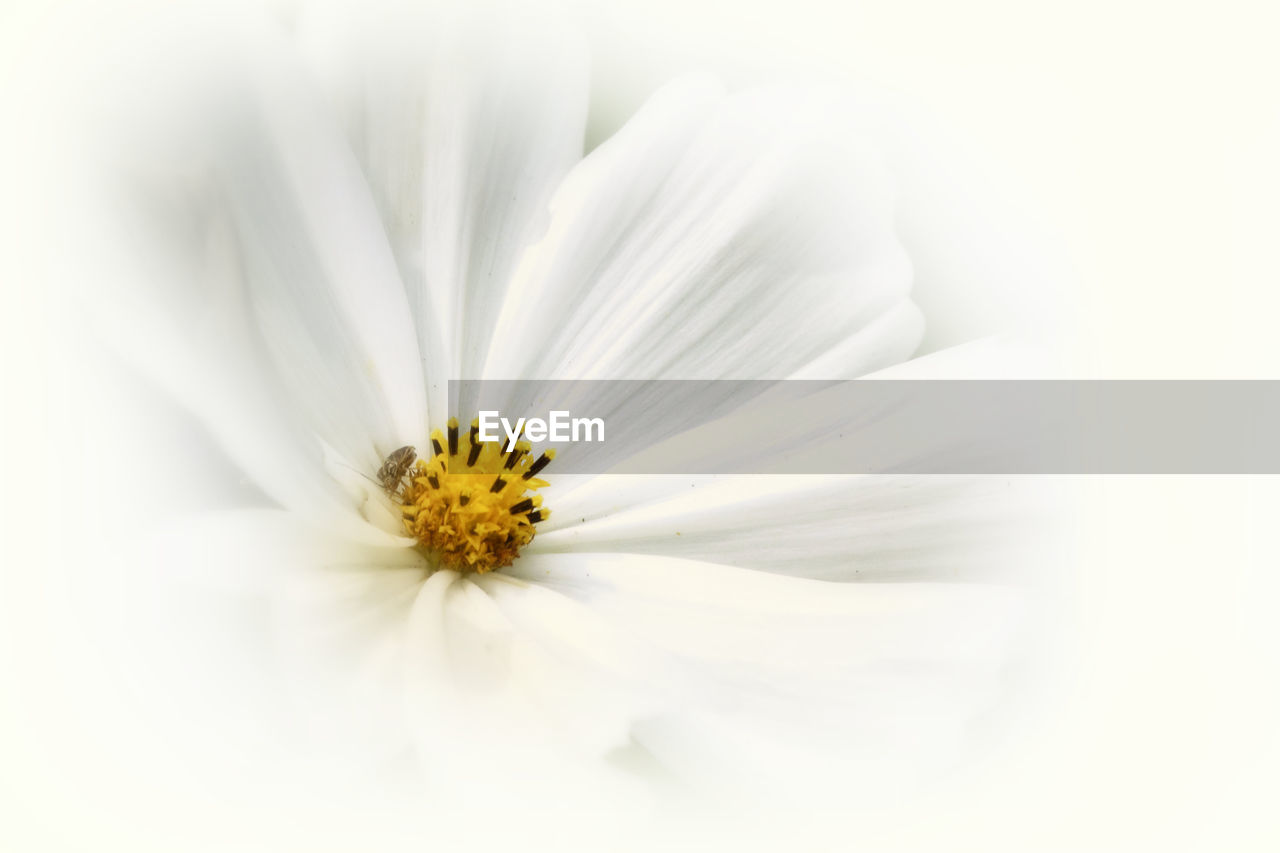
top-left (376, 445), bottom-right (417, 496)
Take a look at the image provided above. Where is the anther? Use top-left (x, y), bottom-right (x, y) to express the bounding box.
top-left (467, 420), bottom-right (482, 466)
top-left (447, 418), bottom-right (459, 457)
top-left (504, 445), bottom-right (525, 470)
top-left (522, 449), bottom-right (555, 480)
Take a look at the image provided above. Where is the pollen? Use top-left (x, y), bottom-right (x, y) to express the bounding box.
top-left (394, 417), bottom-right (554, 574)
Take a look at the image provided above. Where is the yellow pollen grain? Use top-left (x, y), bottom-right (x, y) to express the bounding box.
top-left (396, 417), bottom-right (554, 574)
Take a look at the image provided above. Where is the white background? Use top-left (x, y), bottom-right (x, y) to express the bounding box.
top-left (3, 0), bottom-right (1278, 849)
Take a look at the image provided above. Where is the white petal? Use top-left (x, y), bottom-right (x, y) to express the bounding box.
top-left (222, 104), bottom-right (428, 467)
top-left (532, 341), bottom-right (1053, 581)
top-left (297, 5), bottom-right (590, 419)
top-left (133, 508), bottom-right (343, 594)
top-left (398, 573), bottom-right (653, 750)
top-left (532, 475), bottom-right (1037, 582)
top-left (92, 210), bottom-right (403, 545)
top-left (271, 548), bottom-right (431, 763)
top-left (506, 552), bottom-right (1026, 797)
top-left (387, 570), bottom-right (664, 812)
top-left (484, 79), bottom-right (920, 382)
top-left (787, 298), bottom-right (924, 379)
top-left (86, 17), bottom-right (428, 537)
top-left (200, 25), bottom-right (427, 462)
top-left (70, 503), bottom-right (427, 793)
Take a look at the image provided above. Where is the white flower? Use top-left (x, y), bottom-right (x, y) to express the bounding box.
top-left (76, 3), bottom-right (1039, 822)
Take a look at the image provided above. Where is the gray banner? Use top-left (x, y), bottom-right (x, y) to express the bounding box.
top-left (448, 380), bottom-right (1280, 474)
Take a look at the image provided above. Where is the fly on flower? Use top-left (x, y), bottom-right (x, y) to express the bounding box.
top-left (376, 444), bottom-right (417, 496)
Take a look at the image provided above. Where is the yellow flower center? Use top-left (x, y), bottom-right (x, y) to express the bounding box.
top-left (391, 417), bottom-right (554, 574)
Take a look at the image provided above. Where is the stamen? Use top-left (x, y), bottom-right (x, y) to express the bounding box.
top-left (393, 414), bottom-right (556, 574)
top-left (504, 439), bottom-right (529, 471)
top-left (467, 419), bottom-right (482, 466)
top-left (523, 449), bottom-right (555, 480)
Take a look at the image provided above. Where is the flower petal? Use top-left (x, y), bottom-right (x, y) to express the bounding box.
top-left (271, 547), bottom-right (431, 762)
top-left (506, 552), bottom-right (1026, 796)
top-left (296, 5), bottom-right (590, 418)
top-left (86, 16), bottom-right (428, 531)
top-left (92, 192), bottom-right (406, 546)
top-left (400, 571), bottom-right (659, 764)
top-left (532, 475), bottom-right (1036, 582)
top-left (200, 27), bottom-right (427, 463)
top-left (483, 78), bottom-right (920, 382)
top-left (531, 340), bottom-right (1053, 582)
top-left (388, 569), bottom-right (665, 813)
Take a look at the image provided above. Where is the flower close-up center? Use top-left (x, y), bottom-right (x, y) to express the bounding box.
top-left (390, 417), bottom-right (555, 574)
